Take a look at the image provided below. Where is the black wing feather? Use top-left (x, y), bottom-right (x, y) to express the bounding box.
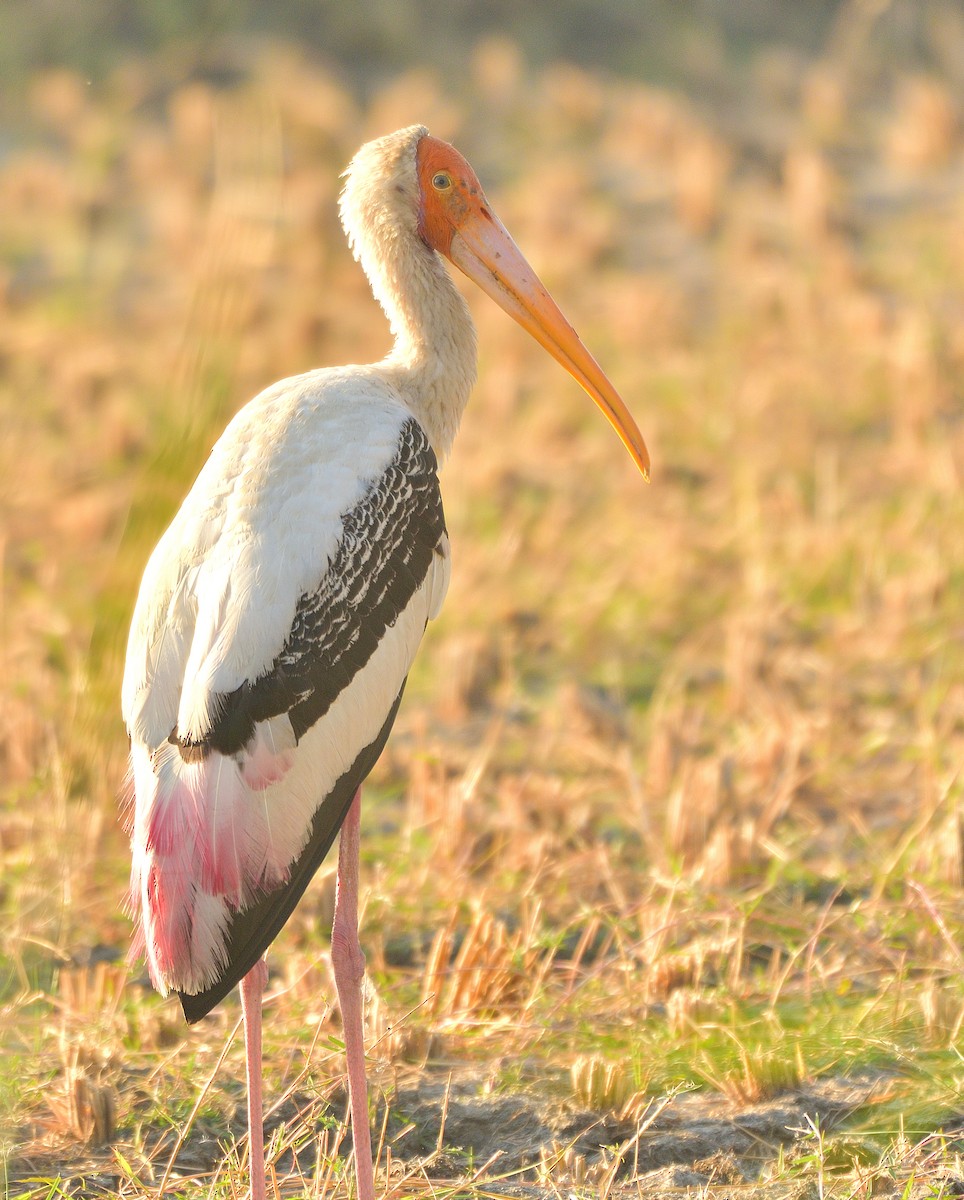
top-left (178, 688), bottom-right (404, 1023)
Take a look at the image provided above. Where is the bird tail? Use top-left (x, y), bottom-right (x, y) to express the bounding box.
top-left (127, 732), bottom-right (295, 997)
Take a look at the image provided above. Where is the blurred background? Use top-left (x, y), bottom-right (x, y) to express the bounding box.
top-left (0, 0), bottom-right (909, 90)
top-left (2, 0), bottom-right (964, 1191)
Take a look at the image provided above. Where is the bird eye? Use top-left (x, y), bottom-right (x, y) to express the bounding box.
top-left (432, 172), bottom-right (452, 191)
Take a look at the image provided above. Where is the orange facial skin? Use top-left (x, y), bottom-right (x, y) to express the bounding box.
top-left (416, 135), bottom-right (650, 481)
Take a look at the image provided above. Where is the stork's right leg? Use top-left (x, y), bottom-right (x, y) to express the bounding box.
top-left (331, 788), bottom-right (375, 1200)
top-left (239, 959), bottom-right (268, 1200)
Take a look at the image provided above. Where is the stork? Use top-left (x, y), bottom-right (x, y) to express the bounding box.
top-left (122, 125), bottom-right (649, 1200)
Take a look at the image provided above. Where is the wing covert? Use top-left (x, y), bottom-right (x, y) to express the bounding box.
top-left (171, 415), bottom-right (447, 763)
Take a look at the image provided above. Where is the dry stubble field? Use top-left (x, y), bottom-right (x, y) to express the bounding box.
top-left (1, 22), bottom-right (964, 1200)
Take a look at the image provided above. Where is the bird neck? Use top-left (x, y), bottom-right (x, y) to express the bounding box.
top-left (365, 236), bottom-right (478, 462)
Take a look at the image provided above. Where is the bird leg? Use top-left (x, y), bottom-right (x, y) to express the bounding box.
top-left (331, 788), bottom-right (376, 1200)
top-left (239, 959), bottom-right (268, 1200)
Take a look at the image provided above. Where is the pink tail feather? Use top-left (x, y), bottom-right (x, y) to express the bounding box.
top-left (129, 727), bottom-right (296, 994)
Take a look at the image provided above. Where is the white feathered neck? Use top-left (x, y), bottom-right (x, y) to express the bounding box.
top-left (339, 125), bottom-right (477, 461)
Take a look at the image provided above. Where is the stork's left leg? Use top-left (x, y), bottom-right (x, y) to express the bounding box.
top-left (331, 788), bottom-right (375, 1200)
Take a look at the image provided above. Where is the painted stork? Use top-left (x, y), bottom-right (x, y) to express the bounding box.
top-left (122, 124), bottom-right (649, 1200)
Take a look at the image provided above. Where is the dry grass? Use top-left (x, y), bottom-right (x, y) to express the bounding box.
top-left (2, 10), bottom-right (964, 1198)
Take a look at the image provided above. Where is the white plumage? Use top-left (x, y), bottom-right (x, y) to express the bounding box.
top-left (124, 374), bottom-right (450, 993)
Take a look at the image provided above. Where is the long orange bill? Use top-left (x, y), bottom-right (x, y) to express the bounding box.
top-left (446, 207), bottom-right (650, 480)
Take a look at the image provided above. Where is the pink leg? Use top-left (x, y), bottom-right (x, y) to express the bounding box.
top-left (239, 959), bottom-right (268, 1200)
top-left (331, 788), bottom-right (375, 1200)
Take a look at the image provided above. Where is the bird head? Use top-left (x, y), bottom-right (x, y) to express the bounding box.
top-left (415, 134), bottom-right (649, 480)
top-left (342, 126), bottom-right (650, 480)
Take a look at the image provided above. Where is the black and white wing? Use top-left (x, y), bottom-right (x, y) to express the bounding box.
top-left (122, 373), bottom-right (449, 1021)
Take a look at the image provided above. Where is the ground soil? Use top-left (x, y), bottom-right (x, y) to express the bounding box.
top-left (13, 1065), bottom-right (960, 1198)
